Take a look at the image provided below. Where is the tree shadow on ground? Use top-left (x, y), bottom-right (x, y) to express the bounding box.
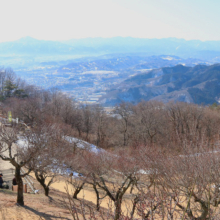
top-left (48, 195), bottom-right (54, 203)
top-left (23, 205), bottom-right (71, 220)
top-left (47, 195), bottom-right (68, 210)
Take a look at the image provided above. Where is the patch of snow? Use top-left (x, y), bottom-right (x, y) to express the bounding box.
top-left (64, 136), bottom-right (104, 154)
top-left (81, 70), bottom-right (117, 75)
top-left (138, 169), bottom-right (155, 175)
top-left (162, 56), bottom-right (173, 61)
top-left (138, 69), bottom-right (152, 72)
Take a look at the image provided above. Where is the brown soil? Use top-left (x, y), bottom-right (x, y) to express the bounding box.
top-left (0, 174), bottom-right (103, 220)
top-left (51, 178), bottom-right (134, 212)
top-left (0, 188), bottom-right (73, 220)
top-left (0, 167), bottom-right (134, 219)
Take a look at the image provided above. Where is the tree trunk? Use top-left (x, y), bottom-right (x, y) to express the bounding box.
top-left (35, 172), bottom-right (50, 197)
top-left (130, 196), bottom-right (139, 219)
top-left (93, 184), bottom-right (100, 211)
top-left (15, 166), bottom-right (24, 206)
top-left (123, 131), bottom-right (127, 146)
top-left (76, 127), bottom-right (81, 137)
top-left (44, 187), bottom-right (49, 196)
top-left (114, 198), bottom-right (122, 220)
top-left (73, 182), bottom-right (85, 199)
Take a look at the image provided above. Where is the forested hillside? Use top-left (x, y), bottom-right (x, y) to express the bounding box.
top-left (100, 63), bottom-right (220, 105)
top-left (1, 67), bottom-right (220, 219)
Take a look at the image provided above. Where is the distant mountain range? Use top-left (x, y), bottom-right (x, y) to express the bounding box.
top-left (1, 37), bottom-right (220, 61)
top-left (0, 36), bottom-right (97, 56)
top-left (62, 37), bottom-right (220, 61)
top-left (99, 64), bottom-right (220, 106)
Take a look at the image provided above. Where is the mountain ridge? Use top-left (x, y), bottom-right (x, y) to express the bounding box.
top-left (99, 63), bottom-right (220, 106)
top-left (2, 37), bottom-right (220, 60)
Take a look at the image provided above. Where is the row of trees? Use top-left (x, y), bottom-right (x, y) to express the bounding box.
top-left (3, 90), bottom-right (220, 152)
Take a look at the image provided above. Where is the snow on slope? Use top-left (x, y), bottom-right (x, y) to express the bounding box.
top-left (64, 136), bottom-right (105, 154)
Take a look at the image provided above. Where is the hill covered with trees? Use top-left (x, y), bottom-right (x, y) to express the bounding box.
top-left (1, 68), bottom-right (220, 219)
top-left (100, 63), bottom-right (220, 105)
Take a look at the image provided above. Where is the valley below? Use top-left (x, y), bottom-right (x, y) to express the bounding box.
top-left (2, 37), bottom-right (220, 106)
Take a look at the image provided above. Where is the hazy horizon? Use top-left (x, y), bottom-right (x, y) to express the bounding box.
top-left (1, 0), bottom-right (220, 43)
top-left (3, 36), bottom-right (220, 44)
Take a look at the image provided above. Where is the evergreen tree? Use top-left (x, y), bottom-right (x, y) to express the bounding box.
top-left (3, 79), bottom-right (17, 98)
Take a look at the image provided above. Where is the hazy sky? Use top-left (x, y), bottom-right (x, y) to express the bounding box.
top-left (1, 0), bottom-right (220, 42)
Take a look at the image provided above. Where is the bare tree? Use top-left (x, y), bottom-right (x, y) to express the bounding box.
top-left (92, 105), bottom-right (108, 147)
top-left (0, 125), bottom-right (44, 205)
top-left (114, 102), bottom-right (134, 147)
top-left (133, 101), bottom-right (165, 146)
top-left (83, 149), bottom-right (139, 220)
top-left (26, 125), bottom-right (67, 196)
